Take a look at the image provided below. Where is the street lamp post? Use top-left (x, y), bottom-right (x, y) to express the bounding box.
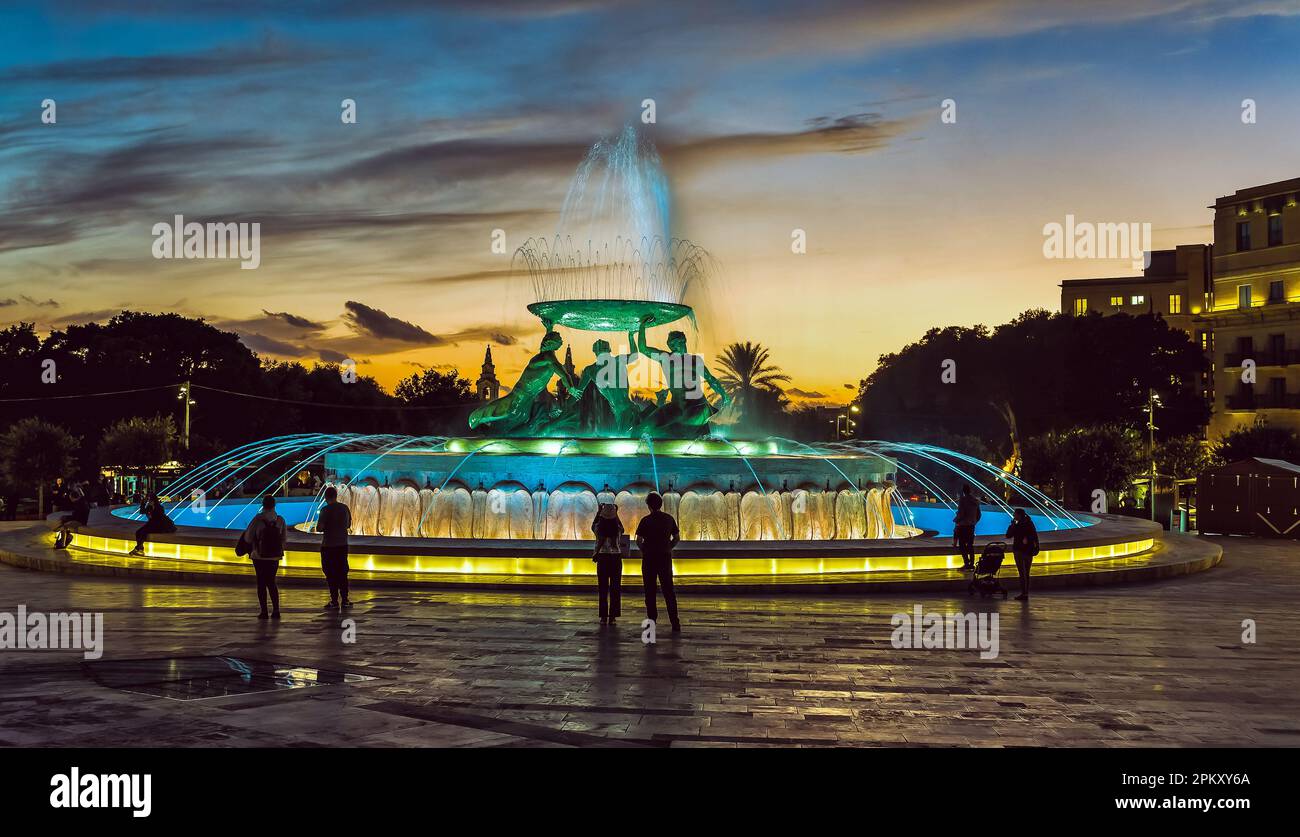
top-left (1146, 389), bottom-right (1160, 523)
top-left (832, 404), bottom-right (860, 441)
top-left (178, 380), bottom-right (196, 450)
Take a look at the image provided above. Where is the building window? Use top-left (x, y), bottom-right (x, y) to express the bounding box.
top-left (1073, 298), bottom-right (1087, 316)
top-left (1237, 221), bottom-right (1251, 251)
top-left (1168, 294), bottom-right (1182, 314)
top-left (1268, 214), bottom-right (1284, 247)
top-left (1238, 284), bottom-right (1252, 309)
top-left (1268, 279), bottom-right (1285, 303)
top-left (1130, 294), bottom-right (1145, 305)
top-left (1110, 295), bottom-right (1123, 306)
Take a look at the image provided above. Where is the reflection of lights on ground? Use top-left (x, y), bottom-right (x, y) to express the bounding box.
top-left (275, 667), bottom-right (319, 689)
top-left (220, 656), bottom-right (253, 683)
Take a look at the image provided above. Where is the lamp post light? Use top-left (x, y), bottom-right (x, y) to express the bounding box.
top-left (178, 380), bottom-right (196, 450)
top-left (833, 404), bottom-right (860, 441)
top-left (1146, 389), bottom-right (1161, 522)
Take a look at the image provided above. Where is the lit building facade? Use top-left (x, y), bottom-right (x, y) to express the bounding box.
top-left (1059, 243), bottom-right (1211, 331)
top-left (1202, 177), bottom-right (1300, 439)
top-left (1060, 177), bottom-right (1300, 441)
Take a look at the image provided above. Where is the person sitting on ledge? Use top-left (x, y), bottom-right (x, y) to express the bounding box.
top-left (53, 484), bottom-right (90, 549)
top-left (129, 492), bottom-right (176, 557)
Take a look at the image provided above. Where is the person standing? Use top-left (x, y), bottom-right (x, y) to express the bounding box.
top-left (1005, 507), bottom-right (1039, 601)
top-left (953, 484), bottom-right (981, 571)
top-left (591, 503), bottom-right (624, 624)
top-left (634, 492), bottom-right (681, 633)
top-left (314, 486), bottom-right (353, 610)
top-left (243, 494), bottom-right (287, 619)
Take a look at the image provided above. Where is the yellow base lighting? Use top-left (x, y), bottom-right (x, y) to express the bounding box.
top-left (69, 533), bottom-right (1155, 578)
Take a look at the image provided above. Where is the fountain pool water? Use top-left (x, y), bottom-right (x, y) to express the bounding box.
top-left (117, 434), bottom-right (1089, 543)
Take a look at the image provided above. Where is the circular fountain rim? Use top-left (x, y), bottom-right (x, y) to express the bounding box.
top-left (64, 503), bottom-right (1173, 591)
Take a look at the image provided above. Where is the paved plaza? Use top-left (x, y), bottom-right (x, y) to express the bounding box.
top-left (0, 529), bottom-right (1297, 748)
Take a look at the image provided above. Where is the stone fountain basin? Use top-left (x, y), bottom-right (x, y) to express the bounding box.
top-left (527, 299), bottom-right (693, 331)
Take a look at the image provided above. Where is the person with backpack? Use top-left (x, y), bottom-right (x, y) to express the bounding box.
top-left (314, 486), bottom-right (353, 610)
top-left (242, 494), bottom-right (287, 619)
top-left (1005, 507), bottom-right (1040, 601)
top-left (591, 502), bottom-right (624, 624)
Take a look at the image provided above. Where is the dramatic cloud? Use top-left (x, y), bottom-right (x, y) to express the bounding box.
top-left (0, 133), bottom-right (272, 254)
top-left (3, 0), bottom-right (1295, 397)
top-left (446, 327), bottom-right (520, 347)
top-left (0, 38), bottom-right (334, 83)
top-left (237, 332), bottom-right (311, 357)
top-left (317, 347), bottom-right (350, 363)
top-left (262, 310), bottom-right (326, 331)
top-left (341, 301), bottom-right (442, 345)
top-left (334, 139), bottom-right (581, 186)
top-left (666, 113), bottom-right (919, 168)
top-left (236, 331), bottom-right (350, 364)
top-left (787, 388), bottom-right (827, 399)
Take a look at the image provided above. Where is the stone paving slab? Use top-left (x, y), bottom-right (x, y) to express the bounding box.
top-left (0, 524), bottom-right (1295, 748)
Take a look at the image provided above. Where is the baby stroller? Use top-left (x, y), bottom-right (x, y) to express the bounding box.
top-left (968, 541), bottom-right (1008, 599)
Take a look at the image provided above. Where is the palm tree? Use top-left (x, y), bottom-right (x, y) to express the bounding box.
top-left (716, 341), bottom-right (791, 400)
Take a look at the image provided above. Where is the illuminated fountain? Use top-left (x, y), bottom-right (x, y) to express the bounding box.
top-left (76, 125), bottom-right (1168, 585)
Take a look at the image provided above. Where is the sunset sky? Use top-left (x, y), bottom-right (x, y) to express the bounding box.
top-left (2, 1), bottom-right (1299, 403)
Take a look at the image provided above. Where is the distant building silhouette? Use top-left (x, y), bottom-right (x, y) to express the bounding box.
top-left (475, 346), bottom-right (500, 402)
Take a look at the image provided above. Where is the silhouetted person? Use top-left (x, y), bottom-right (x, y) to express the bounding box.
top-left (1005, 507), bottom-right (1039, 601)
top-left (243, 494), bottom-right (287, 619)
top-left (635, 492), bottom-right (681, 632)
top-left (953, 484), bottom-right (981, 571)
top-left (592, 503), bottom-right (624, 624)
top-left (314, 486), bottom-right (353, 610)
top-left (129, 492), bottom-right (175, 556)
top-left (54, 484), bottom-right (90, 549)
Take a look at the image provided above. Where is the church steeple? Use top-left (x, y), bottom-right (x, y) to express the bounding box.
top-left (556, 346), bottom-right (576, 404)
top-left (475, 345), bottom-right (500, 401)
